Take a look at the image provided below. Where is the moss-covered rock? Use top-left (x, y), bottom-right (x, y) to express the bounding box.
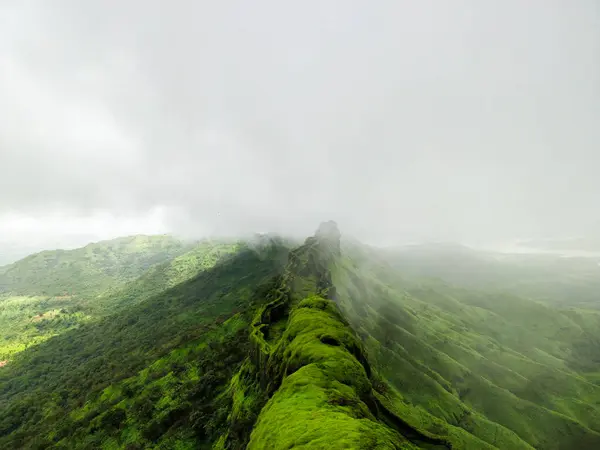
top-left (221, 221), bottom-right (450, 450)
top-left (248, 294), bottom-right (417, 449)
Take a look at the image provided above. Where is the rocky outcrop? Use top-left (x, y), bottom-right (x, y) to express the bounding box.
top-left (218, 222), bottom-right (450, 449)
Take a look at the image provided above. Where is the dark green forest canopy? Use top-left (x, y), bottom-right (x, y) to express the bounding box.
top-left (1, 224), bottom-right (600, 449)
top-left (0, 235), bottom-right (249, 361)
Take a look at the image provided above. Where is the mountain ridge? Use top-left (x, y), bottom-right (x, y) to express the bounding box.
top-left (1, 224), bottom-right (600, 448)
top-left (207, 221), bottom-right (449, 449)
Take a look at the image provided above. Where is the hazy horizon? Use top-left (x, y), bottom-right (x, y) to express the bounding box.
top-left (2, 1), bottom-right (599, 259)
top-left (3, 227), bottom-right (599, 267)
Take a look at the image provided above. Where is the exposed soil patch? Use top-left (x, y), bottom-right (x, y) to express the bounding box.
top-left (0, 360), bottom-right (8, 368)
top-left (32, 311), bottom-right (59, 322)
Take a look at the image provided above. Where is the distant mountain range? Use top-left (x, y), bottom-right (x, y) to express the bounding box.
top-left (518, 236), bottom-right (600, 252)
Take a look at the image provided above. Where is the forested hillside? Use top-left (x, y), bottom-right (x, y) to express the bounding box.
top-left (1, 224), bottom-right (600, 448)
top-left (0, 236), bottom-right (240, 361)
top-left (0, 235), bottom-right (193, 297)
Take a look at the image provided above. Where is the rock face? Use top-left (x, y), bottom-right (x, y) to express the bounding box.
top-left (315, 220), bottom-right (342, 255)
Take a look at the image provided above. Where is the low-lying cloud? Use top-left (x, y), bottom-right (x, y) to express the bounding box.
top-left (1, 0), bottom-right (599, 254)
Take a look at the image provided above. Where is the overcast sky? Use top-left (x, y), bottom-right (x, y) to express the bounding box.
top-left (1, 0), bottom-right (599, 260)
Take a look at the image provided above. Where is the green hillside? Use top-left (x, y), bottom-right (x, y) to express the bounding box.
top-left (382, 243), bottom-right (600, 309)
top-left (93, 239), bottom-right (245, 313)
top-left (334, 241), bottom-right (600, 449)
top-left (0, 235), bottom-right (194, 297)
top-left (1, 224), bottom-right (600, 448)
top-left (0, 236), bottom-right (242, 361)
top-left (0, 237), bottom-right (289, 449)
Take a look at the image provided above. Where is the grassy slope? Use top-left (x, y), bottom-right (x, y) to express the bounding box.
top-left (383, 243), bottom-right (600, 310)
top-left (0, 237), bottom-right (242, 361)
top-left (0, 235), bottom-right (192, 360)
top-left (218, 223), bottom-right (453, 449)
top-left (2, 228), bottom-right (600, 449)
top-left (93, 239), bottom-right (244, 313)
top-left (0, 295), bottom-right (92, 360)
top-left (0, 235), bottom-right (193, 297)
top-left (247, 295), bottom-right (418, 450)
top-left (0, 240), bottom-right (289, 449)
top-left (333, 241), bottom-right (600, 449)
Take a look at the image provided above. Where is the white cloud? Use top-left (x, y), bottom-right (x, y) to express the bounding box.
top-left (0, 0), bottom-right (599, 257)
top-left (0, 207), bottom-right (168, 252)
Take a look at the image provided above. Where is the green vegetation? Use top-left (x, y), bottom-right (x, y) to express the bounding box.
top-left (0, 235), bottom-right (193, 297)
top-left (0, 236), bottom-right (244, 362)
top-left (1, 224), bottom-right (600, 448)
top-left (52, 314), bottom-right (250, 449)
top-left (0, 295), bottom-right (91, 360)
top-left (247, 295), bottom-right (420, 449)
top-left (382, 243), bottom-right (600, 309)
top-left (334, 241), bottom-right (600, 449)
top-left (218, 223), bottom-right (450, 449)
top-left (94, 239), bottom-right (244, 312)
top-left (0, 234), bottom-right (191, 361)
top-left (0, 238), bottom-right (288, 449)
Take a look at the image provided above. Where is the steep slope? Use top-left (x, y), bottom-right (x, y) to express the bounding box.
top-left (0, 237), bottom-right (242, 362)
top-left (334, 241), bottom-right (600, 449)
top-left (93, 238), bottom-right (244, 312)
top-left (1, 224), bottom-right (450, 449)
top-left (2, 224), bottom-right (600, 449)
top-left (0, 238), bottom-right (289, 449)
top-left (216, 222), bottom-right (451, 449)
top-left (383, 243), bottom-right (600, 309)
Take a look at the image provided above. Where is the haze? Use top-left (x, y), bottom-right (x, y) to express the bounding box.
top-left (1, 0), bottom-right (599, 262)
